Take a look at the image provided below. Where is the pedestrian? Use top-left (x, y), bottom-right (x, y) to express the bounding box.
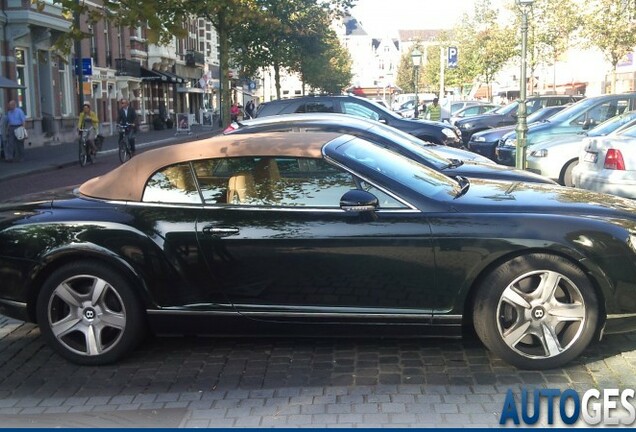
top-left (5, 100), bottom-right (27, 162)
top-left (245, 100), bottom-right (255, 119)
top-left (117, 98), bottom-right (138, 154)
top-left (77, 102), bottom-right (100, 155)
top-left (426, 97), bottom-right (441, 121)
top-left (230, 102), bottom-right (240, 122)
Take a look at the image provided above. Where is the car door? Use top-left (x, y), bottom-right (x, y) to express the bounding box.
top-left (193, 155), bottom-right (436, 322)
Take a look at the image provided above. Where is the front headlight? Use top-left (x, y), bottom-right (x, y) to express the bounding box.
top-left (529, 148), bottom-right (548, 157)
top-left (472, 136), bottom-right (486, 142)
top-left (504, 138), bottom-right (517, 148)
top-left (442, 128), bottom-right (457, 138)
top-left (459, 123), bottom-right (472, 130)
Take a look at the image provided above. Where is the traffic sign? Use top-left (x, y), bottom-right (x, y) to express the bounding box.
top-left (448, 47), bottom-right (458, 69)
top-left (74, 58), bottom-right (93, 76)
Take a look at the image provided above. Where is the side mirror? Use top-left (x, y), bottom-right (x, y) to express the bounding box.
top-left (340, 190), bottom-right (379, 213)
top-left (582, 118), bottom-right (593, 130)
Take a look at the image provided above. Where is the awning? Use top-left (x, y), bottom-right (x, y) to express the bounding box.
top-left (162, 70), bottom-right (184, 84)
top-left (177, 86), bottom-right (204, 93)
top-left (0, 76), bottom-right (25, 89)
top-left (140, 67), bottom-right (168, 82)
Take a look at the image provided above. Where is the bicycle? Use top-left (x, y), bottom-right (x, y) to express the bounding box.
top-left (78, 127), bottom-right (96, 167)
top-left (117, 123), bottom-right (134, 163)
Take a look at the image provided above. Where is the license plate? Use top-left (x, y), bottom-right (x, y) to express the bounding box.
top-left (583, 152), bottom-right (597, 163)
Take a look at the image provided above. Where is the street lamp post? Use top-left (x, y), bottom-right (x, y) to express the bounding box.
top-left (515, 0), bottom-right (534, 169)
top-left (411, 48), bottom-right (422, 118)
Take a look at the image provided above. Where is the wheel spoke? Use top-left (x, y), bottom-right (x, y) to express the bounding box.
top-left (540, 323), bottom-right (563, 357)
top-left (100, 311), bottom-right (126, 330)
top-left (51, 315), bottom-right (83, 338)
top-left (85, 325), bottom-right (102, 355)
top-left (54, 282), bottom-right (82, 308)
top-left (501, 287), bottom-right (532, 310)
top-left (538, 271), bottom-right (561, 303)
top-left (503, 320), bottom-right (532, 349)
top-left (549, 302), bottom-right (585, 322)
top-left (90, 279), bottom-right (108, 306)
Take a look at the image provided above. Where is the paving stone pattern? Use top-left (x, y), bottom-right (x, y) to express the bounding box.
top-left (1, 314), bottom-right (635, 427)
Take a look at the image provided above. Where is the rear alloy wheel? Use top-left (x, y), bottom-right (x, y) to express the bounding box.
top-left (473, 254), bottom-right (598, 369)
top-left (37, 261), bottom-right (145, 365)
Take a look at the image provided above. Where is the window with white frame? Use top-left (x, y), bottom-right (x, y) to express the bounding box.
top-left (58, 56), bottom-right (72, 116)
top-left (15, 48), bottom-right (29, 116)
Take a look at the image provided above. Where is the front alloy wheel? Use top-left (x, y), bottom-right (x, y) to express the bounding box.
top-left (474, 254), bottom-right (598, 369)
top-left (37, 261), bottom-right (144, 365)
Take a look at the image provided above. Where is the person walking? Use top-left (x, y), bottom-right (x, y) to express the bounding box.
top-left (117, 98), bottom-right (138, 154)
top-left (77, 102), bottom-right (99, 155)
top-left (5, 100), bottom-right (27, 162)
top-left (426, 97), bottom-right (441, 121)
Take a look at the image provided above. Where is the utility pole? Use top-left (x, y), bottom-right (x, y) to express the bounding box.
top-left (74, 1), bottom-right (84, 112)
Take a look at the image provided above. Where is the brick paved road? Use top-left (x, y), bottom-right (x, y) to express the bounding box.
top-left (1, 314), bottom-right (635, 427)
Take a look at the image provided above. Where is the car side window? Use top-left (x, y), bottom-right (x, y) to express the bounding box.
top-left (296, 101), bottom-right (335, 113)
top-left (342, 102), bottom-right (381, 121)
top-left (143, 162), bottom-right (202, 204)
top-left (572, 99), bottom-right (630, 127)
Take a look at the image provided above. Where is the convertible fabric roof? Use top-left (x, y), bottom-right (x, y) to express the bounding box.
top-left (79, 131), bottom-right (341, 202)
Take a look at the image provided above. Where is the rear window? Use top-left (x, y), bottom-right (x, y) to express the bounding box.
top-left (296, 101), bottom-right (335, 113)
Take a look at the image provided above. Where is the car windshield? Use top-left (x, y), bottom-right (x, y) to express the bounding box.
top-left (527, 107), bottom-right (560, 123)
top-left (366, 124), bottom-right (450, 169)
top-left (492, 101), bottom-right (520, 115)
top-left (587, 110), bottom-right (636, 136)
top-left (615, 122), bottom-right (636, 138)
top-left (544, 98), bottom-right (595, 123)
top-left (330, 137), bottom-right (460, 200)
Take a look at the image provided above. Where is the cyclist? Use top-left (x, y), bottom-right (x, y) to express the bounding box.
top-left (117, 98), bottom-right (138, 155)
top-left (77, 102), bottom-right (99, 156)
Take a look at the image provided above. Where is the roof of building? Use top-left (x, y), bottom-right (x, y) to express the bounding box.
top-left (398, 29), bottom-right (444, 42)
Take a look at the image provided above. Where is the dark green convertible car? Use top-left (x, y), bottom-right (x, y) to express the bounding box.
top-left (1, 131), bottom-right (636, 369)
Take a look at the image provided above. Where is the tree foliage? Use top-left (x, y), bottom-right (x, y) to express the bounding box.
top-left (581, 0), bottom-right (636, 93)
top-left (44, 0), bottom-right (354, 125)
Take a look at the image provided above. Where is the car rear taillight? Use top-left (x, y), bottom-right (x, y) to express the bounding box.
top-left (604, 149), bottom-right (626, 170)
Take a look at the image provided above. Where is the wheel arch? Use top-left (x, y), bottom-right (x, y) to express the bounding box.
top-left (460, 247), bottom-right (607, 336)
top-left (558, 157), bottom-right (579, 186)
top-left (26, 247), bottom-right (152, 323)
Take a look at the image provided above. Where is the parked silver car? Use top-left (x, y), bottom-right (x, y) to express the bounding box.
top-left (526, 110), bottom-right (636, 186)
top-left (573, 122), bottom-right (636, 198)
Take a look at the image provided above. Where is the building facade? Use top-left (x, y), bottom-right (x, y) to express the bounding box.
top-left (1, 0), bottom-right (220, 148)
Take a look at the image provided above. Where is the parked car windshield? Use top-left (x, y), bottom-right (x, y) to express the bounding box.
top-left (614, 122), bottom-right (636, 138)
top-left (332, 137), bottom-right (461, 200)
top-left (491, 101), bottom-right (520, 116)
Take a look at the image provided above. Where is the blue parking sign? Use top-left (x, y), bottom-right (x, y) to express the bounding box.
top-left (448, 47), bottom-right (458, 68)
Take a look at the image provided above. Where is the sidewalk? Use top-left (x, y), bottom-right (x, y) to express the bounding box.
top-left (0, 125), bottom-right (222, 182)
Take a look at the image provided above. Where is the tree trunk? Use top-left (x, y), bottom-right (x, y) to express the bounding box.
top-left (274, 62), bottom-right (282, 100)
top-left (217, 11), bottom-right (231, 127)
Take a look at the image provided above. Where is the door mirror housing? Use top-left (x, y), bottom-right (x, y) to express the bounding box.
top-left (340, 190), bottom-right (379, 213)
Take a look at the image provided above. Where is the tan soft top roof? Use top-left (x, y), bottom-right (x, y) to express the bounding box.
top-left (79, 131), bottom-right (343, 202)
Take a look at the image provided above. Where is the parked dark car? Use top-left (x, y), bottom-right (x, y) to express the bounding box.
top-left (496, 92), bottom-right (636, 166)
top-left (455, 94), bottom-right (583, 144)
top-left (467, 106), bottom-right (567, 161)
top-left (255, 95), bottom-right (463, 147)
top-left (2, 131), bottom-right (636, 369)
top-left (225, 113), bottom-right (555, 184)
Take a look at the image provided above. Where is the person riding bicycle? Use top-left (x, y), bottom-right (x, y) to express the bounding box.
top-left (77, 102), bottom-right (99, 155)
top-left (117, 98), bottom-right (138, 155)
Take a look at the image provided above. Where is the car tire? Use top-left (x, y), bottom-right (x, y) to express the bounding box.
top-left (36, 261), bottom-right (145, 365)
top-left (561, 160), bottom-right (578, 187)
top-left (473, 253), bottom-right (598, 369)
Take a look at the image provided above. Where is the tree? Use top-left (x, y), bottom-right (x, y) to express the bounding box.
top-left (44, 0), bottom-right (354, 126)
top-left (581, 0), bottom-right (636, 93)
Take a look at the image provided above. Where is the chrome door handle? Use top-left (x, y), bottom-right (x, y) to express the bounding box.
top-left (202, 225), bottom-right (239, 235)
